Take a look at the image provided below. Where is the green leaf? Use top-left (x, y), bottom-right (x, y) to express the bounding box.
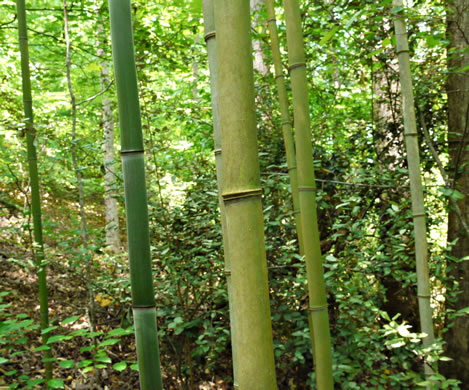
top-left (47, 335), bottom-right (68, 344)
top-left (113, 361), bottom-right (127, 371)
top-left (95, 356), bottom-right (112, 363)
top-left (319, 26), bottom-right (340, 46)
top-left (33, 345), bottom-right (51, 352)
top-left (41, 325), bottom-right (59, 334)
top-left (78, 359), bottom-right (93, 368)
top-left (61, 315), bottom-right (81, 325)
top-left (0, 357), bottom-right (8, 364)
top-left (98, 338), bottom-right (120, 347)
top-left (58, 360), bottom-right (75, 368)
top-left (47, 379), bottom-right (64, 389)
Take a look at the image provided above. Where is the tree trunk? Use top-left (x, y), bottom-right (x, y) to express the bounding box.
top-left (442, 0), bottom-right (469, 383)
top-left (202, 0), bottom-right (238, 385)
top-left (97, 13), bottom-right (121, 254)
top-left (283, 0), bottom-right (334, 387)
top-left (108, 0), bottom-right (163, 388)
top-left (214, 1), bottom-right (278, 388)
top-left (250, 0), bottom-right (269, 76)
top-left (15, 0), bottom-right (52, 380)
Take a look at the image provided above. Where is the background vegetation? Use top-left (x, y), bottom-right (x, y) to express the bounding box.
top-left (0, 0), bottom-right (467, 388)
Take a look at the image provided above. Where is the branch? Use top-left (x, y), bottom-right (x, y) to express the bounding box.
top-left (76, 80), bottom-right (114, 106)
top-left (419, 109), bottom-right (469, 236)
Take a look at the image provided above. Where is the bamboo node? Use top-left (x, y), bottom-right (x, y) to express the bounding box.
top-left (23, 99), bottom-right (33, 103)
top-left (289, 62), bottom-right (306, 72)
top-left (275, 74), bottom-right (285, 80)
top-left (288, 166), bottom-right (297, 171)
top-left (204, 31), bottom-right (216, 42)
top-left (293, 210), bottom-right (301, 215)
top-left (267, 18), bottom-right (277, 24)
top-left (282, 120), bottom-right (292, 126)
top-left (308, 304), bottom-right (328, 313)
top-left (121, 149), bottom-right (144, 155)
top-left (222, 188), bottom-right (262, 202)
top-left (132, 305), bottom-right (156, 310)
top-left (298, 186), bottom-right (316, 192)
top-left (404, 132), bottom-right (418, 136)
top-left (412, 212), bottom-right (426, 218)
top-left (214, 148), bottom-right (222, 156)
top-left (417, 294), bottom-right (431, 299)
top-left (19, 36), bottom-right (28, 41)
top-left (224, 269), bottom-right (232, 276)
top-left (396, 49), bottom-right (410, 55)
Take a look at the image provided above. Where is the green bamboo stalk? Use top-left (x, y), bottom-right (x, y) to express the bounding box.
top-left (392, 0), bottom-right (435, 379)
top-left (264, 0), bottom-right (304, 256)
top-left (108, 1), bottom-right (163, 389)
top-left (283, 0), bottom-right (334, 388)
top-left (214, 1), bottom-right (278, 388)
top-left (202, 0), bottom-right (239, 386)
top-left (264, 0), bottom-right (316, 360)
top-left (15, 0), bottom-right (52, 381)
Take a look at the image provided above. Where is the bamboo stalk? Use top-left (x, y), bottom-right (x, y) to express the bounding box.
top-left (214, 1), bottom-right (278, 388)
top-left (392, 0), bottom-right (435, 380)
top-left (108, 1), bottom-right (163, 388)
top-left (201, 0), bottom-right (238, 386)
top-left (264, 0), bottom-right (304, 256)
top-left (282, 0), bottom-right (334, 388)
top-left (15, 0), bottom-right (52, 382)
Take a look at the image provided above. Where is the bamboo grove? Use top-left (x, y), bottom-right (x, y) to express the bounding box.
top-left (5, 0), bottom-right (465, 388)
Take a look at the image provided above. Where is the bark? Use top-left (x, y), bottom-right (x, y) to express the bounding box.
top-left (97, 13), bottom-right (121, 254)
top-left (250, 0), bottom-right (269, 75)
top-left (442, 0), bottom-right (469, 383)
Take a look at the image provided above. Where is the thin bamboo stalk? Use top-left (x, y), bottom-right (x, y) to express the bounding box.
top-left (392, 0), bottom-right (435, 379)
top-left (214, 1), bottom-right (278, 388)
top-left (264, 0), bottom-right (304, 256)
top-left (282, 0), bottom-right (334, 388)
top-left (108, 1), bottom-right (163, 389)
top-left (15, 0), bottom-right (52, 381)
top-left (202, 0), bottom-right (238, 386)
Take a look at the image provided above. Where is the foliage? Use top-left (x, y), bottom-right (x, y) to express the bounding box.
top-left (0, 0), bottom-right (464, 388)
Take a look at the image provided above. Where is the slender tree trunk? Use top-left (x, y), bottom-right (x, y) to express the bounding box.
top-left (202, 0), bottom-right (238, 386)
top-left (442, 0), bottom-right (469, 383)
top-left (15, 0), bottom-right (52, 381)
top-left (108, 1), bottom-right (163, 388)
top-left (64, 0), bottom-right (88, 247)
top-left (392, 0), bottom-right (435, 380)
top-left (96, 13), bottom-right (121, 254)
top-left (214, 1), bottom-right (278, 389)
top-left (283, 0), bottom-right (334, 388)
top-left (63, 6), bottom-right (101, 386)
top-left (250, 0), bottom-right (269, 76)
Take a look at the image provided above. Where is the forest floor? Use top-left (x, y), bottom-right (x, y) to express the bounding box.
top-left (0, 242), bottom-right (227, 390)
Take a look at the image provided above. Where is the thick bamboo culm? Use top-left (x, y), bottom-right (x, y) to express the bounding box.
top-left (264, 0), bottom-right (304, 256)
top-left (108, 1), bottom-right (163, 389)
top-left (392, 0), bottom-right (435, 379)
top-left (15, 0), bottom-right (52, 381)
top-left (201, 0), bottom-right (239, 386)
top-left (214, 1), bottom-right (278, 389)
top-left (283, 0), bottom-right (334, 388)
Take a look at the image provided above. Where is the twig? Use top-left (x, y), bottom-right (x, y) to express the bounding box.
top-left (76, 80), bottom-right (114, 106)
